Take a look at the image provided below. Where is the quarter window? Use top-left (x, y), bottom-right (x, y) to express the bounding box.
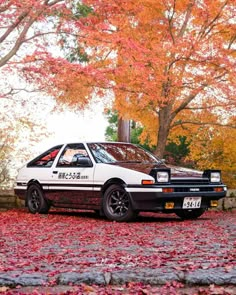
top-left (27, 145), bottom-right (62, 168)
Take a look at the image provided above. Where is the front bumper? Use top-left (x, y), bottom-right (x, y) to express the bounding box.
top-left (126, 184), bottom-right (227, 211)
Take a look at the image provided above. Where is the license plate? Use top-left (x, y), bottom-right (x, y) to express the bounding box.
top-left (183, 197), bottom-right (201, 209)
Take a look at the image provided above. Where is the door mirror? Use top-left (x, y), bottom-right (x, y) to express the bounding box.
top-left (77, 157), bottom-right (93, 167)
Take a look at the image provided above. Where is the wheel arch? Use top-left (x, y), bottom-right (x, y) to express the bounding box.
top-left (27, 179), bottom-right (43, 190)
top-left (101, 178), bottom-right (126, 196)
top-left (26, 179), bottom-right (44, 206)
top-left (101, 178), bottom-right (136, 209)
top-left (26, 179), bottom-right (50, 214)
top-left (101, 178), bottom-right (137, 221)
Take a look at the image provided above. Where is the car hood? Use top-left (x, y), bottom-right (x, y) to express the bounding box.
top-left (113, 162), bottom-right (202, 178)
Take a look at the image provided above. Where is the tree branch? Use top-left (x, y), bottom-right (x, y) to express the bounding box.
top-left (167, 0), bottom-right (176, 44)
top-left (0, 3), bottom-right (11, 13)
top-left (171, 120), bottom-right (236, 129)
top-left (0, 18), bottom-right (36, 68)
top-left (198, 0), bottom-right (229, 40)
top-left (185, 102), bottom-right (235, 110)
top-left (46, 0), bottom-right (64, 6)
top-left (228, 33), bottom-right (236, 50)
top-left (177, 0), bottom-right (195, 38)
top-left (0, 0), bottom-right (65, 68)
top-left (171, 92), bottom-right (199, 119)
top-left (0, 10), bottom-right (30, 44)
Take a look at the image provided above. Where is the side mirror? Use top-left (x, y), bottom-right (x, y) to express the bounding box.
top-left (77, 157), bottom-right (93, 167)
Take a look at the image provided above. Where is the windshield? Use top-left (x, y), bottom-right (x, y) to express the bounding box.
top-left (87, 143), bottom-right (159, 164)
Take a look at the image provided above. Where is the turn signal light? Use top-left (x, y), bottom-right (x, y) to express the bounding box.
top-left (214, 187), bottom-right (223, 192)
top-left (142, 179), bottom-right (155, 185)
top-left (210, 200), bottom-right (218, 207)
top-left (163, 188), bottom-right (174, 193)
top-left (165, 202), bottom-right (175, 209)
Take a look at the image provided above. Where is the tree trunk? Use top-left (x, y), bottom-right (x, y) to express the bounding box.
top-left (118, 118), bottom-right (130, 142)
top-left (155, 106), bottom-right (172, 158)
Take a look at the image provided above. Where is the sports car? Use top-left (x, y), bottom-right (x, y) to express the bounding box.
top-left (14, 142), bottom-right (227, 221)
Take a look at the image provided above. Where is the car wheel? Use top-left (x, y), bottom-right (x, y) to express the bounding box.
top-left (175, 208), bottom-right (206, 220)
top-left (27, 184), bottom-right (50, 214)
top-left (103, 184), bottom-right (135, 222)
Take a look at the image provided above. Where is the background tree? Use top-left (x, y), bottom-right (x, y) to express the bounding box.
top-left (0, 141), bottom-right (10, 188)
top-left (106, 110), bottom-right (146, 146)
top-left (0, 0), bottom-right (81, 187)
top-left (165, 136), bottom-right (191, 165)
top-left (0, 0), bottom-right (68, 69)
top-left (105, 110), bottom-right (190, 158)
top-left (0, 94), bottom-right (50, 189)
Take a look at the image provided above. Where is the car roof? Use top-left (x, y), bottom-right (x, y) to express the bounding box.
top-left (60, 142), bottom-right (135, 146)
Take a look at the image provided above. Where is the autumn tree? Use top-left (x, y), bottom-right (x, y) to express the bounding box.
top-left (81, 0), bottom-right (236, 157)
top-left (30, 0), bottom-right (235, 158)
top-left (6, 1), bottom-right (235, 165)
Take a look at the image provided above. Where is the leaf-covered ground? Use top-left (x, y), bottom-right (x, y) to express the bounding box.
top-left (0, 209), bottom-right (235, 294)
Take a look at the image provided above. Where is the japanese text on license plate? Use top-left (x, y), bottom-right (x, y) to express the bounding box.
top-left (183, 197), bottom-right (201, 209)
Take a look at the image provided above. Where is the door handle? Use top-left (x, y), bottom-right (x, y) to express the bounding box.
top-left (53, 171), bottom-right (58, 174)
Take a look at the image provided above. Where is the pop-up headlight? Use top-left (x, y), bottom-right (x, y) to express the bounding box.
top-left (203, 169), bottom-right (221, 183)
top-left (157, 171), bottom-right (169, 183)
top-left (210, 171), bottom-right (221, 183)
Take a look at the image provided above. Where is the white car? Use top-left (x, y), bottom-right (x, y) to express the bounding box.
top-left (14, 142), bottom-right (227, 221)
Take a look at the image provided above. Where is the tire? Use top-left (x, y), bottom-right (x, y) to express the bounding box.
top-left (103, 184), bottom-right (135, 222)
top-left (175, 208), bottom-right (206, 220)
top-left (27, 184), bottom-right (50, 214)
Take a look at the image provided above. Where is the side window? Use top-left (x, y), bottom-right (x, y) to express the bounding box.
top-left (57, 144), bottom-right (89, 167)
top-left (27, 145), bottom-right (62, 168)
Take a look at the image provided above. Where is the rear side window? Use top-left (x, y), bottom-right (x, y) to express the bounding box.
top-left (27, 145), bottom-right (63, 168)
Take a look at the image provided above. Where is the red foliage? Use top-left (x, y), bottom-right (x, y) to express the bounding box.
top-left (0, 209), bottom-right (235, 294)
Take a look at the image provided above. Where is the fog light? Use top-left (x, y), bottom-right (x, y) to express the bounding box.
top-left (165, 202), bottom-right (174, 209)
top-left (214, 187), bottom-right (223, 192)
top-left (210, 200), bottom-right (218, 207)
top-left (163, 188), bottom-right (174, 193)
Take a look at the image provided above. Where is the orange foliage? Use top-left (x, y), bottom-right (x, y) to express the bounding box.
top-left (168, 112), bottom-right (236, 187)
top-left (188, 126), bottom-right (236, 188)
top-left (19, 1), bottom-right (236, 164)
top-left (72, 0), bottom-right (236, 155)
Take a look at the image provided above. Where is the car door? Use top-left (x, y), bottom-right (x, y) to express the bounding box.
top-left (25, 145), bottom-right (63, 189)
top-left (47, 143), bottom-right (97, 208)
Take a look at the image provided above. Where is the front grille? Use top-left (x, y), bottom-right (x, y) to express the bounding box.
top-left (171, 178), bottom-right (209, 185)
top-left (174, 187), bottom-right (213, 192)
